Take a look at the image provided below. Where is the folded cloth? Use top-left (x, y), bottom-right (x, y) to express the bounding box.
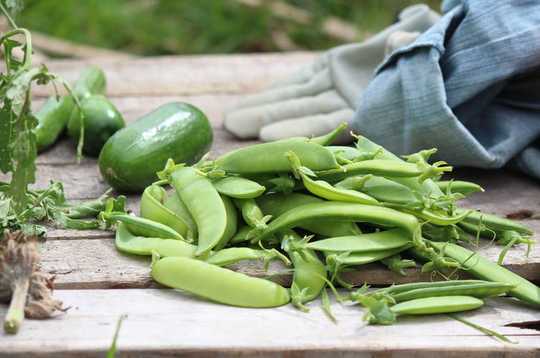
top-left (355, 0), bottom-right (540, 179)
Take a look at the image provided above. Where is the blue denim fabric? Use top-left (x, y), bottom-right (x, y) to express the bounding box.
top-left (353, 0), bottom-right (540, 179)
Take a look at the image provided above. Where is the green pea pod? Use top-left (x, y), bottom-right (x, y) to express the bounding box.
top-left (436, 180), bottom-right (484, 196)
top-left (205, 247), bottom-right (287, 267)
top-left (406, 208), bottom-right (471, 226)
top-left (214, 195), bottom-right (238, 250)
top-left (234, 198), bottom-right (271, 238)
top-left (34, 96), bottom-right (75, 152)
top-left (257, 193), bottom-right (362, 237)
top-left (325, 245), bottom-right (412, 266)
top-left (391, 282), bottom-right (515, 303)
top-left (152, 256), bottom-right (290, 308)
top-left (327, 146), bottom-right (362, 161)
top-left (307, 229), bottom-right (410, 253)
top-left (215, 138), bottom-right (339, 175)
top-left (170, 166), bottom-right (227, 256)
top-left (115, 223), bottom-right (196, 257)
top-left (372, 280), bottom-right (487, 296)
top-left (354, 135), bottom-right (444, 197)
top-left (283, 235), bottom-right (327, 311)
top-left (140, 185), bottom-right (190, 237)
top-left (308, 122), bottom-right (347, 146)
top-left (104, 213), bottom-right (184, 241)
top-left (391, 296), bottom-right (484, 316)
top-left (458, 209), bottom-right (533, 236)
top-left (337, 175), bottom-right (422, 207)
top-left (213, 176), bottom-right (265, 199)
top-left (429, 241), bottom-right (540, 306)
top-left (163, 192), bottom-right (197, 239)
top-left (422, 223), bottom-right (461, 242)
top-left (253, 202), bottom-right (420, 243)
top-left (229, 225), bottom-right (252, 245)
top-left (287, 152), bottom-right (379, 205)
top-left (316, 160), bottom-right (425, 182)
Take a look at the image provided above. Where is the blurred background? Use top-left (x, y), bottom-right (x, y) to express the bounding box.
top-left (12, 0), bottom-right (441, 59)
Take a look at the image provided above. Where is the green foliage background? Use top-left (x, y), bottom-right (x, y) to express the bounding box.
top-left (16, 0), bottom-right (441, 56)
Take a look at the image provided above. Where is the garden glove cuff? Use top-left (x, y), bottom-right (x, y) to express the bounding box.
top-left (223, 4), bottom-right (440, 142)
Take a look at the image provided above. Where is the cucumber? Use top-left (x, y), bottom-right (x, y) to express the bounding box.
top-left (35, 96), bottom-right (75, 152)
top-left (34, 66), bottom-right (106, 153)
top-left (98, 102), bottom-right (213, 193)
top-left (67, 95), bottom-right (125, 157)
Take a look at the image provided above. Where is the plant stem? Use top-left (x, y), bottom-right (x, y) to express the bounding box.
top-left (4, 278), bottom-right (30, 334)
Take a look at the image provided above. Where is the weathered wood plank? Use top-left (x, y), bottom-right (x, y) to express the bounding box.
top-left (40, 235), bottom-right (540, 289)
top-left (32, 53), bottom-right (316, 97)
top-left (0, 290), bottom-right (538, 357)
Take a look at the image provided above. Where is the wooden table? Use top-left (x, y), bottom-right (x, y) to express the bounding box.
top-left (1, 53), bottom-right (539, 357)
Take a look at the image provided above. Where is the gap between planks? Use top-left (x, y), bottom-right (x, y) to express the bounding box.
top-left (0, 290), bottom-right (538, 357)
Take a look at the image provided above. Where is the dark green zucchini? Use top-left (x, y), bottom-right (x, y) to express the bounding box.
top-left (67, 95), bottom-right (125, 157)
top-left (98, 102), bottom-right (213, 193)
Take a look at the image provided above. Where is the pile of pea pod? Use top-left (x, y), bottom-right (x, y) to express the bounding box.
top-left (100, 123), bottom-right (539, 325)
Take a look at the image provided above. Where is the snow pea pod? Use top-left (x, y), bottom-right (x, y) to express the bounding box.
top-left (391, 296), bottom-right (484, 316)
top-left (283, 235), bottom-right (327, 311)
top-left (253, 202), bottom-right (420, 243)
top-left (308, 122), bottom-right (347, 146)
top-left (436, 180), bottom-right (484, 196)
top-left (405, 208), bottom-right (471, 226)
top-left (103, 212), bottom-right (184, 241)
top-left (115, 223), bottom-right (196, 257)
top-left (391, 281), bottom-right (515, 303)
top-left (287, 152), bottom-right (379, 205)
top-left (206, 247), bottom-right (287, 267)
top-left (458, 209), bottom-right (532, 236)
top-left (152, 256), bottom-right (290, 308)
top-left (214, 195), bottom-right (238, 250)
top-left (307, 229), bottom-right (410, 253)
top-left (336, 175), bottom-right (421, 207)
top-left (429, 241), bottom-right (540, 306)
top-left (215, 138), bottom-right (339, 175)
top-left (256, 193), bottom-right (362, 237)
top-left (325, 245), bottom-right (412, 266)
top-left (229, 225), bottom-right (252, 244)
top-left (372, 280), bottom-right (487, 296)
top-left (315, 160), bottom-right (424, 182)
top-left (163, 191), bottom-right (197, 238)
top-left (327, 146), bottom-right (361, 161)
top-left (170, 166), bottom-right (227, 256)
top-left (140, 184), bottom-right (190, 237)
top-left (213, 176), bottom-right (266, 199)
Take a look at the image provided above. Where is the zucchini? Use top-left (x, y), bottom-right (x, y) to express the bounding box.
top-left (98, 102), bottom-right (213, 193)
top-left (67, 95), bottom-right (125, 157)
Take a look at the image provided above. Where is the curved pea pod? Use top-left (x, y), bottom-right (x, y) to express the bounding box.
top-left (214, 195), bottom-right (238, 250)
top-left (436, 180), bottom-right (484, 196)
top-left (391, 281), bottom-right (515, 303)
top-left (287, 152), bottom-right (379, 205)
top-left (316, 160), bottom-right (424, 182)
top-left (429, 241), bottom-right (540, 307)
top-left (372, 280), bottom-right (487, 296)
top-left (307, 229), bottom-right (410, 253)
top-left (327, 146), bottom-right (362, 161)
top-left (234, 198), bottom-right (271, 234)
top-left (115, 223), bottom-right (196, 257)
top-left (337, 175), bottom-right (422, 207)
top-left (391, 296), bottom-right (484, 316)
top-left (253, 202), bottom-right (420, 243)
top-left (205, 247), bottom-right (288, 267)
top-left (140, 185), bottom-right (190, 237)
top-left (283, 236), bottom-right (327, 311)
top-left (308, 122), bottom-right (348, 146)
top-left (163, 192), bottom-right (197, 239)
top-left (256, 193), bottom-right (362, 237)
top-left (213, 176), bottom-right (266, 199)
top-left (325, 245), bottom-right (412, 266)
top-left (354, 135), bottom-right (444, 197)
top-left (152, 256), bottom-right (291, 308)
top-left (215, 138), bottom-right (339, 175)
top-left (103, 212), bottom-right (184, 241)
top-left (458, 209), bottom-right (533, 236)
top-left (407, 208), bottom-right (472, 226)
top-left (170, 167), bottom-right (227, 256)
top-left (229, 225), bottom-right (252, 245)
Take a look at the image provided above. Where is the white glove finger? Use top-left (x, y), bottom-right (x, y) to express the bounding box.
top-left (259, 108), bottom-right (355, 144)
top-left (231, 67), bottom-right (332, 111)
top-left (267, 53), bottom-right (329, 89)
top-left (225, 90), bottom-right (346, 139)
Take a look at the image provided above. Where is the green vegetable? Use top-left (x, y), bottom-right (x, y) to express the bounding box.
top-left (212, 176), bottom-right (266, 199)
top-left (34, 96), bottom-right (75, 152)
top-left (391, 296), bottom-right (484, 316)
top-left (99, 102), bottom-right (213, 192)
top-left (67, 95), bottom-right (125, 157)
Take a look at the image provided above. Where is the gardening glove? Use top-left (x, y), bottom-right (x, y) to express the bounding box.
top-left (355, 0), bottom-right (540, 179)
top-left (224, 4), bottom-right (440, 143)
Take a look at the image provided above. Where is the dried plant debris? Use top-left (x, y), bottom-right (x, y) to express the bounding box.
top-left (0, 231), bottom-right (66, 334)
